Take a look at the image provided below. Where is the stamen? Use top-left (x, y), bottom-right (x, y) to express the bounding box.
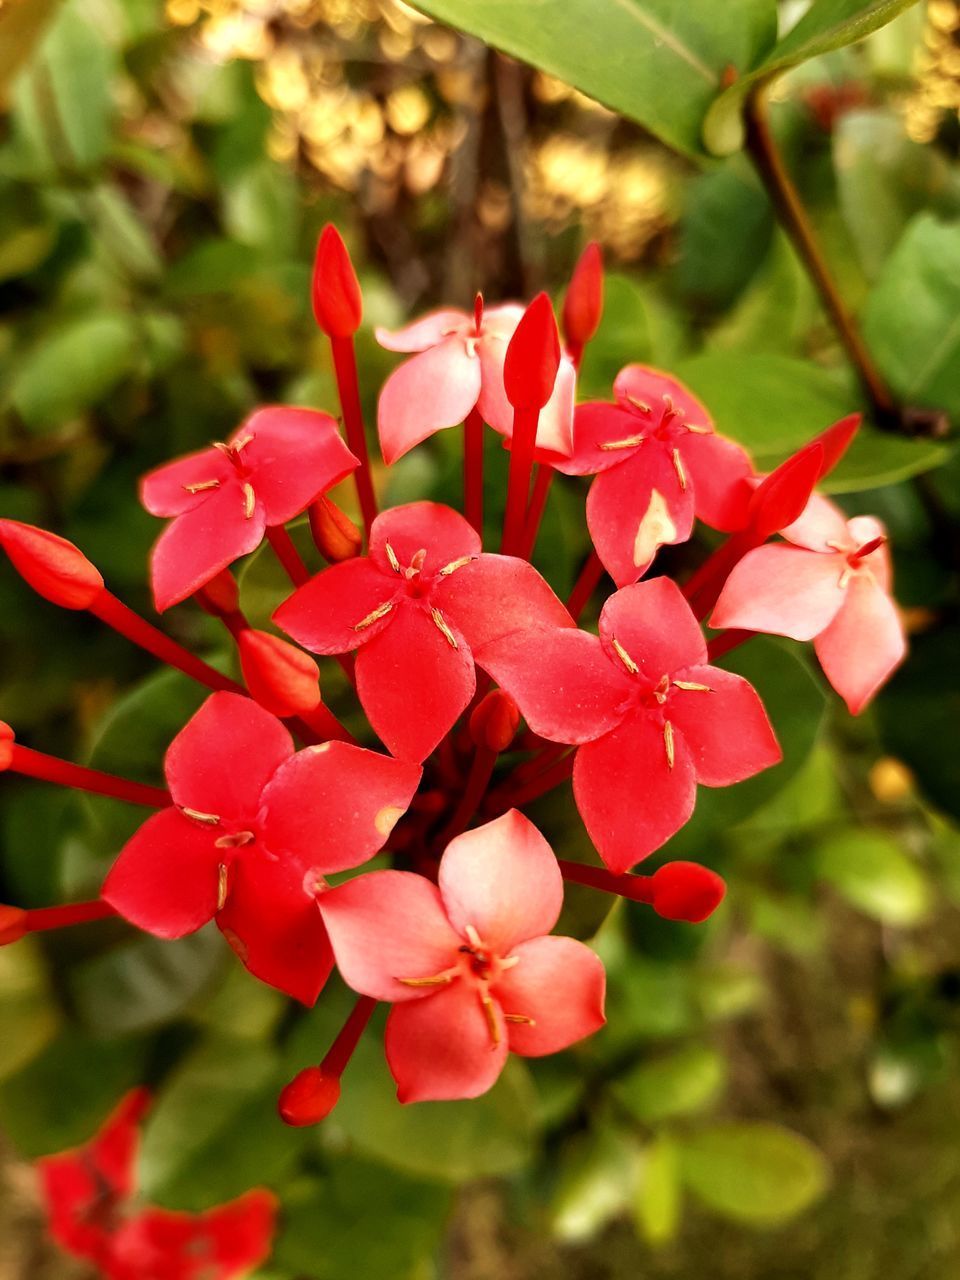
top-left (242, 483), bottom-right (256, 520)
top-left (672, 447), bottom-right (687, 491)
top-left (653, 674), bottom-right (670, 705)
top-left (438, 555), bottom-right (476, 576)
top-left (682, 423), bottom-right (711, 435)
top-left (182, 479), bottom-right (221, 494)
top-left (354, 601), bottom-right (394, 630)
top-left (626, 395), bottom-right (651, 413)
top-left (465, 336), bottom-right (479, 359)
top-left (599, 434), bottom-right (645, 451)
top-left (663, 720), bottom-right (675, 770)
top-left (504, 1013), bottom-right (536, 1025)
top-left (480, 993), bottom-right (501, 1046)
top-left (384, 542), bottom-right (401, 574)
top-left (662, 394), bottom-right (674, 413)
top-left (217, 863), bottom-right (229, 911)
top-left (232, 433), bottom-right (254, 452)
top-left (500, 955), bottom-right (520, 971)
top-left (408, 548), bottom-right (427, 575)
top-left (214, 830), bottom-right (254, 850)
top-left (212, 441), bottom-right (233, 457)
top-left (397, 973), bottom-right (454, 987)
top-left (464, 924), bottom-right (483, 949)
top-left (431, 607), bottom-right (459, 649)
top-left (838, 567), bottom-right (853, 589)
top-left (611, 636), bottom-right (639, 674)
top-left (180, 807), bottom-right (220, 825)
top-left (673, 680), bottom-right (712, 693)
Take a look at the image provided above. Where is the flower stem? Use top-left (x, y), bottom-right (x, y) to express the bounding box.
top-left (682, 533), bottom-right (752, 622)
top-left (266, 527), bottom-right (311, 587)
top-left (24, 900), bottom-right (117, 935)
top-left (517, 465), bottom-right (554, 560)
top-left (322, 995), bottom-right (378, 1078)
top-left (566, 550), bottom-right (605, 622)
top-left (330, 334), bottom-right (378, 538)
top-left (557, 859), bottom-right (655, 905)
top-left (501, 406), bottom-right (540, 556)
top-left (6, 743), bottom-right (170, 808)
top-left (488, 749), bottom-right (574, 813)
top-left (464, 407), bottom-right (484, 536)
top-left (706, 628), bottom-right (754, 662)
top-left (436, 743), bottom-right (497, 846)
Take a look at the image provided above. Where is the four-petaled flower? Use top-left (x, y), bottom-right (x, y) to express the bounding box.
top-left (141, 406), bottom-right (357, 611)
top-left (555, 365), bottom-right (754, 585)
top-left (712, 493), bottom-right (906, 713)
top-left (320, 810), bottom-right (606, 1102)
top-left (274, 502), bottom-right (574, 762)
top-left (102, 692), bottom-right (421, 1004)
top-left (479, 578), bottom-right (782, 872)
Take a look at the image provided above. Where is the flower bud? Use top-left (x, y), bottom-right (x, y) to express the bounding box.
top-left (310, 495), bottom-right (362, 563)
top-left (238, 630), bottom-right (322, 717)
top-left (563, 242), bottom-right (604, 349)
top-left (469, 690), bottom-right (520, 753)
top-left (0, 905), bottom-right (27, 946)
top-left (312, 225), bottom-right (362, 338)
top-left (0, 520), bottom-right (104, 610)
top-left (278, 1066), bottom-right (341, 1127)
top-left (813, 413), bottom-right (860, 478)
top-left (195, 569), bottom-right (239, 617)
top-left (503, 292), bottom-right (561, 411)
top-left (650, 861), bottom-right (726, 924)
top-left (0, 722), bottom-right (14, 771)
top-left (748, 444), bottom-right (824, 541)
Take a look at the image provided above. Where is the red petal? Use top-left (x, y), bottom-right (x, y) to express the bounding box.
top-left (196, 1189), bottom-right (278, 1274)
top-left (102, 808), bottom-right (221, 938)
top-left (237, 407), bottom-right (357, 525)
top-left (710, 544), bottom-right (847, 641)
top-left (149, 483), bottom-right (266, 612)
top-left (0, 520), bottom-right (104, 610)
top-left (258, 741), bottom-right (421, 874)
top-left (375, 309), bottom-right (467, 352)
top-left (680, 429), bottom-right (754, 531)
top-left (385, 981), bottom-right (508, 1102)
top-left (354, 601), bottom-right (476, 763)
top-left (165, 692), bottom-right (293, 823)
top-left (573, 713), bottom-right (697, 871)
top-left (814, 573), bottom-right (905, 714)
top-left (599, 578), bottom-right (707, 679)
top-left (554, 402), bottom-right (640, 476)
top-left (320, 870), bottom-right (462, 1001)
top-left (436, 554), bottom-right (574, 653)
top-left (668, 664), bottom-right (781, 786)
top-left (613, 365), bottom-right (712, 429)
top-left (140, 449), bottom-right (234, 518)
top-left (312, 224), bottom-right (362, 337)
top-left (273, 558), bottom-right (399, 655)
top-left (237, 630), bottom-right (321, 717)
top-left (438, 810), bottom-right (563, 951)
top-left (369, 501), bottom-right (481, 577)
top-left (503, 292), bottom-right (561, 411)
top-left (477, 627), bottom-right (627, 744)
top-left (495, 935), bottom-right (605, 1056)
top-left (377, 340), bottom-right (482, 464)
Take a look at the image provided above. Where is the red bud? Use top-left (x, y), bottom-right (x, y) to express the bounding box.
top-left (563, 242), bottom-right (604, 349)
top-left (309, 495), bottom-right (362, 563)
top-left (312, 225), bottom-right (362, 338)
top-left (0, 520), bottom-right (104, 610)
top-left (651, 861), bottom-right (726, 924)
top-left (278, 1066), bottom-right (341, 1127)
top-left (813, 413), bottom-right (860, 479)
top-left (748, 443), bottom-right (824, 541)
top-left (238, 630), bottom-right (322, 717)
top-left (0, 905), bottom-right (27, 946)
top-left (469, 690), bottom-right (520, 753)
top-left (0, 722), bottom-right (14, 771)
top-left (195, 569), bottom-right (239, 617)
top-left (503, 292), bottom-right (561, 411)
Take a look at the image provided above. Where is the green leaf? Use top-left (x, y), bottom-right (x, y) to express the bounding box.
top-left (679, 1122), bottom-right (829, 1225)
top-left (704, 0), bottom-right (920, 155)
top-left (410, 0), bottom-right (778, 159)
top-left (612, 1043), bottom-right (726, 1125)
top-left (815, 829), bottom-right (931, 926)
top-left (674, 165), bottom-right (773, 309)
top-left (549, 1126), bottom-right (639, 1242)
top-left (0, 938), bottom-right (59, 1082)
top-left (634, 1135), bottom-right (682, 1246)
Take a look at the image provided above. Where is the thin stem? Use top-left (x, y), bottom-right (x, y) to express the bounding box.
top-left (707, 628), bottom-right (754, 662)
top-left (330, 334), bottom-right (378, 537)
top-left (23, 900), bottom-right (118, 934)
top-left (436, 743), bottom-right (497, 846)
top-left (488, 749), bottom-right (574, 813)
top-left (298, 701), bottom-right (358, 746)
top-left (501, 406), bottom-right (540, 556)
top-left (566, 550), bottom-right (605, 622)
top-left (517, 465), bottom-right (554, 560)
top-left (322, 995), bottom-right (378, 1077)
top-left (266, 527), bottom-right (311, 587)
top-left (464, 407), bottom-right (484, 536)
top-left (6, 744), bottom-right (170, 808)
top-left (557, 859), bottom-right (655, 905)
top-left (682, 532), bottom-right (753, 622)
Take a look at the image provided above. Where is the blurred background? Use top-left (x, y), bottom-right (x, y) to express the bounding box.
top-left (1, 0), bottom-right (960, 1276)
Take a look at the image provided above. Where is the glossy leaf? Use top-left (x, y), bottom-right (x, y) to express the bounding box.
top-left (816, 830), bottom-right (931, 926)
top-left (611, 1043), bottom-right (726, 1125)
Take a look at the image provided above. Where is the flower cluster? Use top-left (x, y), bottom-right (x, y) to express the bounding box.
top-left (0, 227), bottom-right (906, 1142)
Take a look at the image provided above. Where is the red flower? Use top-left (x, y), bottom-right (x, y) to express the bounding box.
top-left (712, 494), bottom-right (906, 713)
top-left (555, 365), bottom-right (754, 585)
top-left (320, 810), bottom-right (606, 1102)
top-left (376, 299), bottom-right (576, 463)
top-left (141, 407), bottom-right (357, 612)
top-left (479, 578), bottom-right (781, 872)
top-left (274, 502), bottom-right (574, 762)
top-left (102, 692), bottom-right (420, 1004)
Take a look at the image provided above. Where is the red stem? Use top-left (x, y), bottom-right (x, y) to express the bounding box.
top-left (566, 550), bottom-right (605, 622)
top-left (436, 743), bottom-right (497, 846)
top-left (557, 858), bottom-right (655, 905)
top-left (488, 749), bottom-right (574, 813)
top-left (266, 527), bottom-right (311, 587)
top-left (330, 334), bottom-right (378, 538)
top-left (24, 900), bottom-right (118, 934)
top-left (7, 744), bottom-right (169, 808)
top-left (501, 406), bottom-right (540, 556)
top-left (681, 532), bottom-right (755, 622)
top-left (464, 407), bottom-right (484, 536)
top-left (706, 629), bottom-right (755, 662)
top-left (517, 465), bottom-right (554, 560)
top-left (322, 995), bottom-right (378, 1078)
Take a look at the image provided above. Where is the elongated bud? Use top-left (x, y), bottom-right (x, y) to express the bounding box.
top-left (0, 905), bottom-right (27, 946)
top-left (504, 292), bottom-right (561, 411)
top-left (0, 520), bottom-right (103, 610)
top-left (310, 495), bottom-right (362, 562)
top-left (563, 242), bottom-right (604, 349)
top-left (195, 569), bottom-right (239, 617)
top-left (0, 722), bottom-right (14, 771)
top-left (312, 225), bottom-right (362, 338)
top-left (813, 413), bottom-right (860, 478)
top-left (469, 690), bottom-right (520, 753)
top-left (650, 862), bottom-right (726, 924)
top-left (238, 631), bottom-right (322, 717)
top-left (748, 443), bottom-right (824, 541)
top-left (278, 1066), bottom-right (341, 1127)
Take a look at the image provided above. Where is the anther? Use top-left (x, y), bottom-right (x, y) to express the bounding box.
top-left (431, 607), bottom-right (458, 649)
top-left (438, 555), bottom-right (476, 576)
top-left (217, 863), bottom-right (229, 911)
top-left (242, 483), bottom-right (256, 520)
top-left (599, 434), bottom-right (645, 451)
top-left (384, 542), bottom-right (401, 573)
top-left (232, 433), bottom-right (254, 452)
top-left (663, 720), bottom-right (675, 770)
top-left (182, 479), bottom-right (221, 494)
top-left (504, 1013), bottom-right (536, 1026)
top-left (500, 955), bottom-right (520, 971)
top-left (673, 680), bottom-right (712, 693)
top-left (214, 830), bottom-right (255, 850)
top-left (397, 973), bottom-right (454, 987)
top-left (653, 673), bottom-right (670, 704)
top-left (611, 636), bottom-right (639, 674)
top-left (354, 601), bottom-right (394, 630)
top-left (464, 924), bottom-right (483, 949)
top-left (672, 447), bottom-right (687, 491)
top-left (682, 423), bottom-right (711, 435)
top-left (180, 807), bottom-right (220, 825)
top-left (626, 395), bottom-right (651, 413)
top-left (480, 993), bottom-right (501, 1046)
top-left (409, 548), bottom-right (427, 575)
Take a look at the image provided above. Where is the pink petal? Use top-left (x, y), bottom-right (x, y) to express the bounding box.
top-left (780, 491), bottom-right (850, 551)
top-left (530, 357), bottom-right (576, 457)
top-left (320, 870), bottom-right (463, 1001)
top-left (385, 981), bottom-right (508, 1102)
top-left (814, 573), bottom-right (905, 714)
top-left (140, 449), bottom-right (233, 518)
top-left (438, 810), bottom-right (563, 952)
top-left (436, 554), bottom-right (574, 653)
top-left (369, 501), bottom-right (481, 577)
top-left (237, 407), bottom-right (357, 525)
top-left (667, 664), bottom-right (781, 786)
top-left (375, 309), bottom-right (468, 352)
top-left (164, 692), bottom-right (293, 824)
top-left (614, 364), bottom-right (712, 428)
top-left (476, 331), bottom-right (513, 433)
top-left (149, 483), bottom-right (266, 612)
top-left (480, 302), bottom-right (525, 339)
top-left (680, 429), bottom-right (754, 531)
top-left (554, 402), bottom-right (641, 477)
top-left (848, 515), bottom-right (892, 591)
top-left (494, 935), bottom-right (605, 1056)
top-left (102, 808), bottom-right (221, 938)
top-left (377, 339), bottom-right (482, 464)
top-left (586, 444), bottom-right (694, 586)
top-left (354, 600), bottom-right (476, 763)
top-left (258, 741), bottom-right (421, 874)
top-left (216, 849), bottom-right (334, 1006)
top-left (477, 627), bottom-right (628, 744)
top-left (599, 578), bottom-right (707, 679)
top-left (573, 713), bottom-right (697, 872)
top-left (273, 558), bottom-right (399, 654)
top-left (710, 544), bottom-right (847, 641)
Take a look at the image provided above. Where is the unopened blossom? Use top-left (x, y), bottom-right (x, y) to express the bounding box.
top-left (479, 578), bottom-right (781, 872)
top-left (321, 810), bottom-right (606, 1102)
top-left (103, 692), bottom-right (421, 1004)
top-left (141, 407), bottom-right (357, 611)
top-left (274, 502), bottom-right (573, 762)
top-left (712, 494), bottom-right (906, 713)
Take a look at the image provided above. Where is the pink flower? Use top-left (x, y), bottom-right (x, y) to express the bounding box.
top-left (555, 365), bottom-right (754, 585)
top-left (478, 578), bottom-right (781, 872)
top-left (273, 502), bottom-right (573, 762)
top-left (320, 810), bottom-right (606, 1102)
top-left (711, 494), bottom-right (906, 713)
top-left (376, 297), bottom-right (575, 463)
top-left (141, 406), bottom-right (357, 611)
top-left (102, 692), bottom-right (420, 1004)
